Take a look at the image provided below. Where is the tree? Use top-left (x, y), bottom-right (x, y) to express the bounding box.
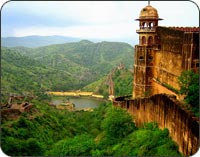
top-left (24, 138), bottom-right (45, 156)
top-left (47, 134), bottom-right (95, 156)
top-left (178, 70), bottom-right (199, 108)
top-left (102, 107), bottom-right (136, 139)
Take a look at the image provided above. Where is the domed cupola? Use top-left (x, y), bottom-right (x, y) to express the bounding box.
top-left (135, 3), bottom-right (163, 46)
top-left (139, 5), bottom-right (159, 19)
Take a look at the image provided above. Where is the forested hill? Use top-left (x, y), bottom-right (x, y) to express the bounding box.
top-left (25, 40), bottom-right (134, 73)
top-left (1, 35), bottom-right (81, 48)
top-left (1, 40), bottom-right (133, 101)
top-left (1, 40), bottom-right (182, 157)
top-left (1, 47), bottom-right (81, 97)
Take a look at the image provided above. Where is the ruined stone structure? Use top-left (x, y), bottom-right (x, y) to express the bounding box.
top-left (133, 4), bottom-right (199, 98)
top-left (113, 3), bottom-right (199, 156)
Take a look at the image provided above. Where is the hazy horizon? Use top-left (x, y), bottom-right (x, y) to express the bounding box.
top-left (1, 1), bottom-right (199, 45)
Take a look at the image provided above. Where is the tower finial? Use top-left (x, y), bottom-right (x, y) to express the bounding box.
top-left (148, 0), bottom-right (150, 5)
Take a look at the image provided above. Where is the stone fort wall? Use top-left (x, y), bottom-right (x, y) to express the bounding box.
top-left (133, 26), bottom-right (199, 98)
top-left (113, 94), bottom-right (199, 156)
top-left (152, 27), bottom-right (199, 94)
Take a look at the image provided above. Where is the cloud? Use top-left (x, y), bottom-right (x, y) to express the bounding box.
top-left (152, 1), bottom-right (199, 27)
top-left (13, 23), bottom-right (135, 40)
top-left (1, 0), bottom-right (199, 41)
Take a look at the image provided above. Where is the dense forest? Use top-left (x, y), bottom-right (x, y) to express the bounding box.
top-left (1, 100), bottom-right (181, 156)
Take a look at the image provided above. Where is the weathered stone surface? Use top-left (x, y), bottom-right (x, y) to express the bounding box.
top-left (122, 3), bottom-right (199, 156)
top-left (133, 26), bottom-right (199, 98)
top-left (113, 94), bottom-right (199, 156)
top-left (133, 4), bottom-right (199, 98)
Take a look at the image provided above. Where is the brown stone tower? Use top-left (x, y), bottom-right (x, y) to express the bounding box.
top-left (133, 4), bottom-right (162, 98)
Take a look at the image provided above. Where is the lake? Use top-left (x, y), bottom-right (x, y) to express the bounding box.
top-left (51, 96), bottom-right (105, 109)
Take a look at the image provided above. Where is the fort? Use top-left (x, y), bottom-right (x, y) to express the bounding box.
top-left (113, 94), bottom-right (199, 155)
top-left (113, 3), bottom-right (199, 156)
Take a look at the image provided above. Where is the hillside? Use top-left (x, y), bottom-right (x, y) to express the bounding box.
top-left (83, 67), bottom-right (133, 98)
top-left (1, 35), bottom-right (81, 48)
top-left (28, 40), bottom-right (133, 82)
top-left (1, 99), bottom-right (181, 156)
top-left (1, 40), bottom-right (134, 101)
top-left (23, 40), bottom-right (134, 69)
top-left (1, 48), bottom-right (82, 102)
top-left (1, 39), bottom-right (181, 157)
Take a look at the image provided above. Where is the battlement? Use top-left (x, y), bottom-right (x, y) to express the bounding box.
top-left (168, 27), bottom-right (200, 32)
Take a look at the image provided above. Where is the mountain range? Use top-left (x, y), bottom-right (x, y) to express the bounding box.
top-left (1, 35), bottom-right (136, 48)
top-left (1, 40), bottom-right (134, 100)
top-left (1, 35), bottom-right (81, 48)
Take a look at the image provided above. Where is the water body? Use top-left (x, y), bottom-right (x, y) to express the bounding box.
top-left (51, 97), bottom-right (105, 109)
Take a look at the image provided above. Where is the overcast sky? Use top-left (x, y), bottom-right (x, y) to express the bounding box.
top-left (1, 0), bottom-right (199, 44)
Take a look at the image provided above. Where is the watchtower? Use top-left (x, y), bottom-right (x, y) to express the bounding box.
top-left (133, 3), bottom-right (163, 98)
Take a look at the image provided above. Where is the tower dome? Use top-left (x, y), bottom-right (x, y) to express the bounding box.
top-left (139, 5), bottom-right (159, 19)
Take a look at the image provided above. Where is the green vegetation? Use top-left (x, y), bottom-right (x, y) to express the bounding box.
top-left (83, 68), bottom-right (133, 98)
top-left (178, 70), bottom-right (199, 116)
top-left (1, 40), bottom-right (133, 102)
top-left (1, 48), bottom-right (80, 103)
top-left (101, 106), bottom-right (136, 139)
top-left (1, 100), bottom-right (181, 156)
top-left (113, 68), bottom-right (133, 97)
top-left (1, 40), bottom-right (182, 156)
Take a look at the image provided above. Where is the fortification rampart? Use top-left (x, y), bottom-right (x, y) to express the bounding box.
top-left (113, 94), bottom-right (199, 156)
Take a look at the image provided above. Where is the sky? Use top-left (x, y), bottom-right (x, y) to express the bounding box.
top-left (1, 0), bottom-right (199, 45)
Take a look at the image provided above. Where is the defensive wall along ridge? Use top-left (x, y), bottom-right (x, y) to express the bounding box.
top-left (113, 94), bottom-right (199, 156)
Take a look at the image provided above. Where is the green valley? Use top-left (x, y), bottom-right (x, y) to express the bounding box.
top-left (1, 100), bottom-right (181, 156)
top-left (1, 40), bottom-right (133, 102)
top-left (1, 40), bottom-right (181, 156)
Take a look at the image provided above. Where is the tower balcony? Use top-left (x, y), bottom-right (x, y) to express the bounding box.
top-left (136, 27), bottom-right (156, 33)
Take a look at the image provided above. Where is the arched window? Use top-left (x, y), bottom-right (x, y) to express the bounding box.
top-left (149, 22), bottom-right (153, 29)
top-left (141, 36), bottom-right (146, 45)
top-left (141, 22), bottom-right (146, 29)
top-left (148, 36), bottom-right (153, 45)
